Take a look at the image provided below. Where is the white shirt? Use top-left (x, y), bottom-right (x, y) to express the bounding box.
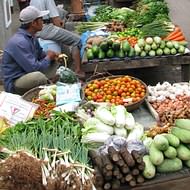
top-left (30, 0), bottom-right (59, 19)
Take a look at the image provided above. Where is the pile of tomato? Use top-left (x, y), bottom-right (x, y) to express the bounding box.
top-left (84, 76), bottom-right (147, 105)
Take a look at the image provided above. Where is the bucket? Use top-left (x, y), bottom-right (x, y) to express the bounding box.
top-left (38, 39), bottom-right (61, 53)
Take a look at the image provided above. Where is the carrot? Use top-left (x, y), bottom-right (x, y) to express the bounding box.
top-left (169, 32), bottom-right (184, 40)
top-left (166, 26), bottom-right (181, 39)
top-left (172, 35), bottom-right (186, 41)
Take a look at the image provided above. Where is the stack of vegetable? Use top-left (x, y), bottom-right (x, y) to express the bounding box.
top-left (84, 75), bottom-right (147, 106)
top-left (86, 38), bottom-right (135, 60)
top-left (90, 6), bottom-right (136, 25)
top-left (86, 35), bottom-right (187, 60)
top-left (90, 146), bottom-right (146, 189)
top-left (81, 0), bottom-right (189, 61)
top-left (134, 36), bottom-right (186, 57)
top-left (0, 112), bottom-right (95, 190)
top-left (147, 82), bottom-right (190, 125)
top-left (134, 0), bottom-right (170, 27)
top-left (143, 119), bottom-right (190, 179)
top-left (76, 103), bottom-right (145, 149)
top-left (165, 26), bottom-right (186, 42)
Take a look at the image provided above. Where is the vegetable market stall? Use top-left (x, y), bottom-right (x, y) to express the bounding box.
top-left (77, 0), bottom-right (190, 84)
top-left (1, 1), bottom-right (190, 189)
top-left (1, 79), bottom-right (190, 189)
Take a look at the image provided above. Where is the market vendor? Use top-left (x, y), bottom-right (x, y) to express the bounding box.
top-left (2, 6), bottom-right (59, 95)
top-left (29, 0), bottom-right (85, 79)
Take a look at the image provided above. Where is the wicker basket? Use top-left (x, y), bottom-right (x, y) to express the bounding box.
top-left (83, 75), bottom-right (148, 112)
top-left (22, 85), bottom-right (84, 102)
top-left (22, 86), bottom-right (43, 102)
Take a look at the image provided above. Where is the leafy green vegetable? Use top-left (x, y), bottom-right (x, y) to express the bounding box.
top-left (57, 66), bottom-right (78, 84)
top-left (0, 112), bottom-right (89, 164)
top-left (140, 21), bottom-right (171, 37)
top-left (90, 5), bottom-right (136, 24)
top-left (134, 1), bottom-right (170, 26)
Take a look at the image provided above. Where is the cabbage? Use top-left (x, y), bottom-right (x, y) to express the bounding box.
top-left (146, 37), bottom-right (153, 45)
top-left (172, 41), bottom-right (179, 49)
top-left (149, 50), bottom-right (156, 56)
top-left (134, 44), bottom-right (141, 54)
top-left (81, 132), bottom-right (110, 148)
top-left (125, 112), bottom-right (135, 130)
top-left (160, 40), bottom-right (166, 49)
top-left (156, 48), bottom-right (163, 56)
top-left (144, 44), bottom-right (151, 52)
top-left (95, 106), bottom-right (115, 126)
top-left (137, 39), bottom-right (145, 48)
top-left (76, 108), bottom-right (91, 123)
top-left (83, 117), bottom-right (114, 135)
top-left (170, 48), bottom-right (177, 55)
top-left (151, 42), bottom-right (157, 50)
top-left (153, 36), bottom-right (161, 44)
top-left (114, 127), bottom-right (127, 137)
top-left (111, 105), bottom-right (126, 128)
top-left (178, 45), bottom-right (185, 54)
top-left (140, 51), bottom-right (147, 57)
top-left (163, 47), bottom-right (170, 55)
top-left (127, 123), bottom-right (144, 142)
top-left (166, 41), bottom-right (173, 48)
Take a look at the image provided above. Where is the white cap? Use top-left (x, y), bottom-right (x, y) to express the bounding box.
top-left (19, 6), bottom-right (49, 24)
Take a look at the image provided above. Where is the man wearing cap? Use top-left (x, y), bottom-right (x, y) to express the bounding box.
top-left (29, 0), bottom-right (85, 79)
top-left (2, 6), bottom-right (59, 95)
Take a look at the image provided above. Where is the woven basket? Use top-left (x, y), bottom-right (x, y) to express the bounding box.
top-left (22, 86), bottom-right (42, 102)
top-left (83, 75), bottom-right (148, 112)
top-left (22, 85), bottom-right (84, 102)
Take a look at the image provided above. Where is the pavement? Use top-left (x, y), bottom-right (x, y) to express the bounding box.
top-left (165, 0), bottom-right (190, 48)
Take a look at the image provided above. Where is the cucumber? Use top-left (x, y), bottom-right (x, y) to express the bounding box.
top-left (171, 127), bottom-right (190, 143)
top-left (164, 146), bottom-right (177, 159)
top-left (176, 144), bottom-right (190, 160)
top-left (175, 119), bottom-right (190, 131)
top-left (143, 155), bottom-right (156, 179)
top-left (157, 158), bottom-right (182, 173)
top-left (149, 142), bottom-right (164, 166)
top-left (162, 133), bottom-right (180, 147)
top-left (154, 134), bottom-right (169, 151)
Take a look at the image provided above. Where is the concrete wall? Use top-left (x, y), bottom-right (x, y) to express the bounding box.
top-left (0, 0), bottom-right (13, 50)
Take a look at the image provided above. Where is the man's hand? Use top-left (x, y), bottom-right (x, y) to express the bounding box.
top-left (46, 50), bottom-right (58, 61)
top-left (51, 16), bottom-right (64, 28)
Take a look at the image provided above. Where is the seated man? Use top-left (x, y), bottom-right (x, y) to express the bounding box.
top-left (30, 0), bottom-right (85, 79)
top-left (2, 6), bottom-right (59, 95)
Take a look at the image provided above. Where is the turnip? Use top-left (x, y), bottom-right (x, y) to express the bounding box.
top-left (151, 42), bottom-right (158, 50)
top-left (166, 41), bottom-right (173, 49)
top-left (163, 47), bottom-right (170, 55)
top-left (170, 48), bottom-right (177, 55)
top-left (149, 50), bottom-right (156, 56)
top-left (153, 36), bottom-right (162, 44)
top-left (137, 38), bottom-right (145, 48)
top-left (156, 48), bottom-right (163, 56)
top-left (146, 37), bottom-right (153, 45)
